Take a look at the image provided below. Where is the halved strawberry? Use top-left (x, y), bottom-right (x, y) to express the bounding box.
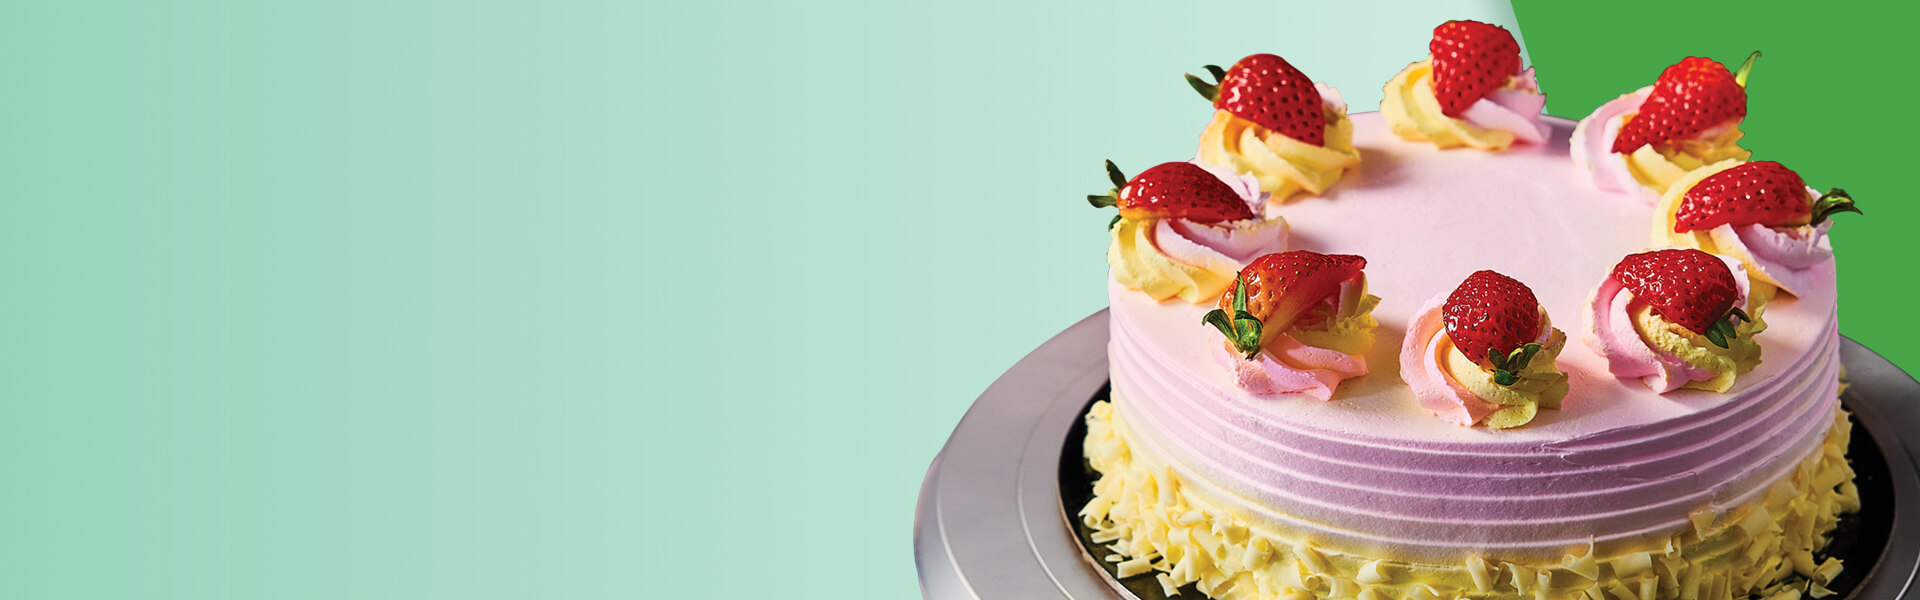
top-left (1087, 161), bottom-right (1255, 227)
top-left (1442, 270), bottom-right (1543, 385)
top-left (1675, 160), bottom-right (1862, 233)
top-left (1204, 251), bottom-right (1365, 358)
top-left (1611, 53), bottom-right (1757, 154)
top-left (1430, 20), bottom-right (1522, 118)
top-left (1185, 54), bottom-right (1327, 146)
top-left (1612, 248), bottom-right (1751, 347)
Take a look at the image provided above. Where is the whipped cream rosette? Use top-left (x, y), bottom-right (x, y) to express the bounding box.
top-left (1186, 54), bottom-right (1362, 204)
top-left (1584, 248), bottom-right (1768, 393)
top-left (1570, 54), bottom-right (1759, 205)
top-left (1091, 160), bottom-right (1288, 303)
top-left (1653, 159), bottom-right (1861, 297)
top-left (1382, 20), bottom-right (1548, 151)
top-left (1400, 270), bottom-right (1568, 429)
top-left (1204, 251), bottom-right (1378, 400)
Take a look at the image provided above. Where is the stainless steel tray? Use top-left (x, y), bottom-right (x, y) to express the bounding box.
top-left (915, 310), bottom-right (1920, 599)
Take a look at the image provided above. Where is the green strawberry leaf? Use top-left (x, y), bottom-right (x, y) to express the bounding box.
top-left (1105, 160), bottom-right (1127, 190)
top-left (1704, 325), bottom-right (1730, 349)
top-left (1203, 309), bottom-right (1235, 338)
top-left (1186, 73), bottom-right (1219, 102)
top-left (1231, 276), bottom-right (1249, 313)
top-left (1493, 369), bottom-right (1520, 387)
top-left (1509, 343), bottom-right (1542, 371)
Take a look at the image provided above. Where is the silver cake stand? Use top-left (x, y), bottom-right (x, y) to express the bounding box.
top-left (915, 310), bottom-right (1920, 599)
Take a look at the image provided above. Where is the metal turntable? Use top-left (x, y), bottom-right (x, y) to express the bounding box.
top-left (915, 310), bottom-right (1919, 599)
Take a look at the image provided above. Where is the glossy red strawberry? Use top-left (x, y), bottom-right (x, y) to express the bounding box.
top-left (1611, 54), bottom-right (1756, 153)
top-left (1186, 54), bottom-right (1326, 146)
top-left (1443, 270), bottom-right (1543, 384)
top-left (1205, 251), bottom-right (1366, 358)
top-left (1675, 161), bottom-right (1861, 233)
top-left (1430, 20), bottom-right (1522, 118)
top-left (1087, 161), bottom-right (1255, 225)
top-left (1612, 249), bottom-right (1749, 346)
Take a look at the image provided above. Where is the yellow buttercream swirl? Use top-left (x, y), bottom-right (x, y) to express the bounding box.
top-left (1440, 328), bottom-right (1569, 429)
top-left (1289, 280), bottom-right (1381, 356)
top-left (1081, 399), bottom-right (1858, 600)
top-left (1624, 119), bottom-right (1751, 197)
top-left (1631, 301), bottom-right (1767, 393)
top-left (1381, 60), bottom-right (1515, 151)
top-left (1196, 108), bottom-right (1361, 205)
top-left (1109, 216), bottom-right (1232, 304)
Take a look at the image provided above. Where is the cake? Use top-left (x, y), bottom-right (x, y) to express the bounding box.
top-left (1078, 22), bottom-right (1862, 600)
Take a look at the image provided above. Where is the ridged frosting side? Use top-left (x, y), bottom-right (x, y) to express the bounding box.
top-left (1082, 400), bottom-right (1858, 600)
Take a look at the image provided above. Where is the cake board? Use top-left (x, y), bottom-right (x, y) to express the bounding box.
top-left (915, 310), bottom-right (1920, 600)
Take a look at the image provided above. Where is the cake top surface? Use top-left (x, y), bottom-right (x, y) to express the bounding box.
top-left (1113, 112), bottom-right (1837, 446)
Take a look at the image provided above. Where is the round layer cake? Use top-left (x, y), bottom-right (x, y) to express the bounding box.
top-left (1085, 113), bottom-right (1854, 600)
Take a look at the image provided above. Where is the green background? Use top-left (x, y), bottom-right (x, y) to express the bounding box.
top-left (0, 1), bottom-right (1906, 598)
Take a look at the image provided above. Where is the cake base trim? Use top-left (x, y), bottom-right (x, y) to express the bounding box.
top-left (1078, 400), bottom-right (1859, 600)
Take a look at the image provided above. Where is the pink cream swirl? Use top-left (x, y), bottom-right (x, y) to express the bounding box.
top-left (1569, 88), bottom-right (1658, 203)
top-left (1582, 253), bottom-right (1752, 392)
top-left (1210, 279), bottom-right (1369, 401)
top-left (1460, 68), bottom-right (1549, 145)
top-left (1152, 163), bottom-right (1287, 270)
top-left (1708, 221), bottom-right (1832, 297)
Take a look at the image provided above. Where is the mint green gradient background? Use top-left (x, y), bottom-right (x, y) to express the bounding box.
top-left (0, 1), bottom-right (1905, 598)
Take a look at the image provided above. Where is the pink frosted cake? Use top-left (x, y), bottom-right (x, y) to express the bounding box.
top-left (1080, 23), bottom-right (1861, 600)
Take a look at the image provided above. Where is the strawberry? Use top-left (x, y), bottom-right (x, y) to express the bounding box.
top-left (1611, 53), bottom-right (1758, 154)
top-left (1442, 270), bottom-right (1544, 385)
top-left (1611, 248), bottom-right (1751, 347)
top-left (1674, 161), bottom-right (1862, 233)
top-left (1185, 54), bottom-right (1327, 146)
top-left (1088, 161), bottom-right (1255, 227)
top-left (1429, 20), bottom-right (1522, 118)
top-left (1205, 251), bottom-right (1366, 358)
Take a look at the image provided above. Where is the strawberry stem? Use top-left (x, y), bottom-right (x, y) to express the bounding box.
top-left (1202, 275), bottom-right (1265, 359)
top-left (1089, 160), bottom-right (1125, 225)
top-left (1734, 51), bottom-right (1761, 87)
top-left (1809, 188), bottom-right (1862, 225)
top-left (1186, 65), bottom-right (1224, 102)
top-left (1486, 342), bottom-right (1543, 387)
top-left (1703, 307), bottom-right (1750, 349)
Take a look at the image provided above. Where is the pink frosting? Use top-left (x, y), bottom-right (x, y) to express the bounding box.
top-left (1398, 292), bottom-right (1503, 426)
top-left (1106, 114), bottom-right (1844, 562)
top-left (1581, 253), bottom-right (1751, 392)
top-left (1460, 68), bottom-right (1548, 145)
top-left (1568, 87), bottom-right (1657, 203)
